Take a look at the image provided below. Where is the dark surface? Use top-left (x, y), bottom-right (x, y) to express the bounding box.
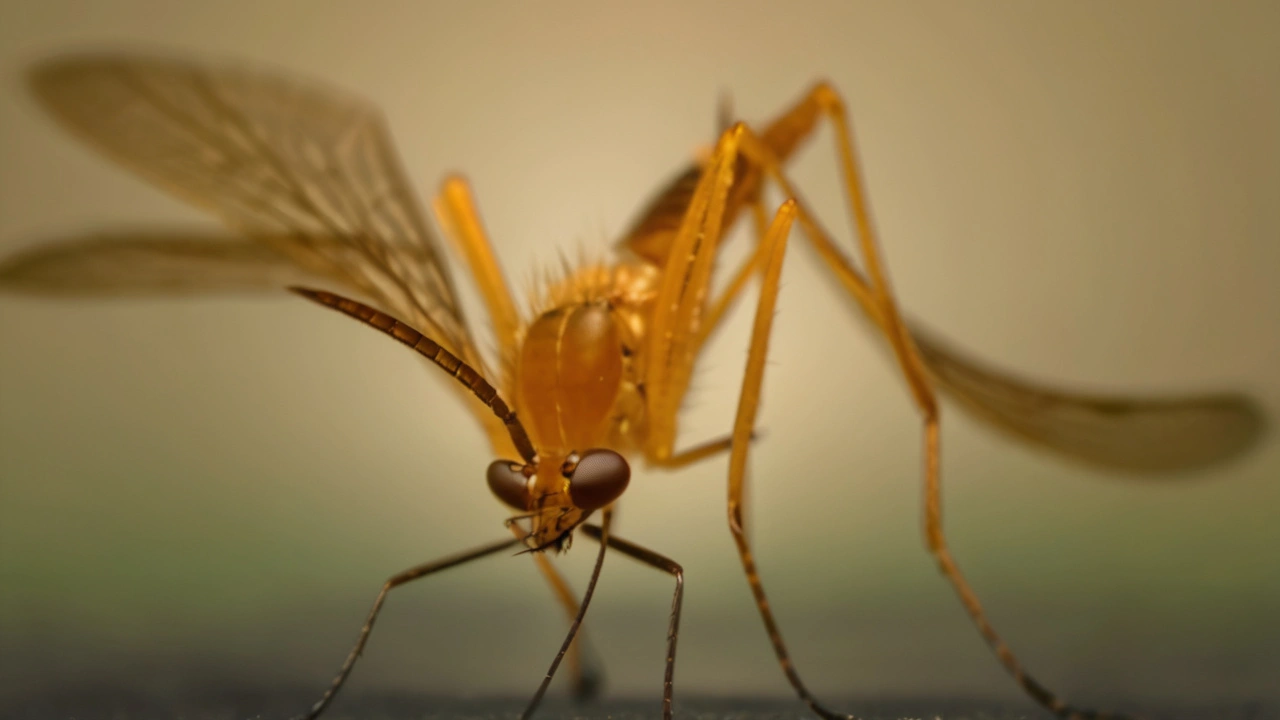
top-left (3, 689), bottom-right (1276, 720)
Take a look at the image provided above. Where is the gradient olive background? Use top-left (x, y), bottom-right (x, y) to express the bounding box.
top-left (1, 0), bottom-right (1278, 711)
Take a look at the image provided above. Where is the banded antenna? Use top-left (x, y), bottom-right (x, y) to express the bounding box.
top-left (290, 286), bottom-right (537, 463)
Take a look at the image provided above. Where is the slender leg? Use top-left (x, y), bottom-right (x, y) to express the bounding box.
top-left (642, 123), bottom-right (784, 469)
top-left (652, 194), bottom-right (776, 471)
top-left (427, 176), bottom-right (525, 459)
top-left (636, 128), bottom-right (845, 716)
top-left (636, 116), bottom-right (807, 466)
top-left (432, 175), bottom-right (521, 361)
top-left (651, 434), bottom-right (736, 470)
top-left (737, 87), bottom-right (1132, 719)
top-left (530, 550), bottom-right (605, 699)
top-left (725, 198), bottom-right (857, 720)
top-left (650, 431), bottom-right (768, 471)
top-left (296, 537), bottom-right (520, 720)
top-left (642, 126), bottom-right (742, 463)
top-left (579, 523), bottom-right (683, 720)
top-left (693, 199), bottom-right (773, 352)
top-left (520, 507), bottom-right (614, 720)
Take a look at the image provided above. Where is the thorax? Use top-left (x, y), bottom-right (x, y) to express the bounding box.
top-left (510, 261), bottom-right (659, 470)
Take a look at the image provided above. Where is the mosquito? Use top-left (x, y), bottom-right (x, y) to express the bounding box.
top-left (5, 51), bottom-right (1264, 720)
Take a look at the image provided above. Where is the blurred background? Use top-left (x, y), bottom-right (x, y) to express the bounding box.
top-left (1, 0), bottom-right (1278, 714)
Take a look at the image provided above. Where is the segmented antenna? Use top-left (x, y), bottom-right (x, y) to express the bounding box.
top-left (289, 287), bottom-right (537, 463)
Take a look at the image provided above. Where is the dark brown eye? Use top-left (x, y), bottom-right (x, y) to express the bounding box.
top-left (486, 460), bottom-right (530, 510)
top-left (567, 449), bottom-right (630, 510)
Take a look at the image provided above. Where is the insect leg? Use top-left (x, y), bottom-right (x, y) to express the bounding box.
top-left (726, 199), bottom-right (858, 720)
top-left (432, 175), bottom-right (522, 367)
top-left (692, 199), bottom-right (774, 353)
top-left (642, 125), bottom-right (744, 463)
top-left (579, 523), bottom-right (683, 720)
top-left (520, 508), bottom-right (614, 720)
top-left (649, 434), bottom-right (736, 469)
top-left (818, 88), bottom-right (1137, 720)
top-left (646, 197), bottom-right (776, 470)
top-left (651, 197), bottom-right (777, 469)
top-left (529, 552), bottom-right (606, 700)
top-left (737, 89), bottom-right (1133, 719)
top-left (297, 537), bottom-right (520, 720)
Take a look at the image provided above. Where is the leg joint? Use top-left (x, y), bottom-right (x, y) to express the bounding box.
top-left (809, 81), bottom-right (844, 114)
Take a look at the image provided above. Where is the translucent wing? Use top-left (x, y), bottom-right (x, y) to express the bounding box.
top-left (28, 52), bottom-right (516, 455)
top-left (28, 52), bottom-right (480, 368)
top-left (0, 230), bottom-right (342, 296)
top-left (911, 326), bottom-right (1266, 474)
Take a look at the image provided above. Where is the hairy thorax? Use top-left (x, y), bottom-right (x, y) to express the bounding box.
top-left (511, 261), bottom-right (658, 499)
top-left (499, 257), bottom-right (660, 538)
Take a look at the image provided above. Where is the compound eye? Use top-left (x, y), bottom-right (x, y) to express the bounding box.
top-left (486, 460), bottom-right (530, 511)
top-left (566, 449), bottom-right (630, 510)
